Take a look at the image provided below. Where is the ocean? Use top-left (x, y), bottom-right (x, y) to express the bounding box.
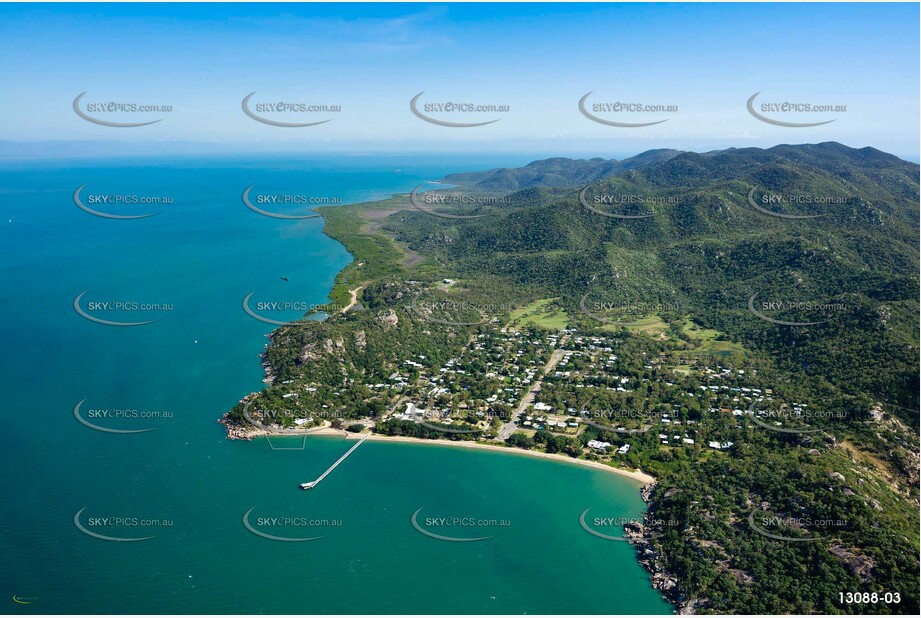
top-left (0, 154), bottom-right (671, 614)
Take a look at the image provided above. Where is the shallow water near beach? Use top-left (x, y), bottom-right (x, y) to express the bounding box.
top-left (0, 155), bottom-right (671, 614)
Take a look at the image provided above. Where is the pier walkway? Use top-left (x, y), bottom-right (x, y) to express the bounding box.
top-left (300, 432), bottom-right (370, 489)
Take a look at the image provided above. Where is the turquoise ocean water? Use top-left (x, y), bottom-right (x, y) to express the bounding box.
top-left (0, 154), bottom-right (671, 614)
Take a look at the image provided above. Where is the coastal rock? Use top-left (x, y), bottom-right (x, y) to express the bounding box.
top-left (219, 411), bottom-right (264, 441)
top-left (652, 572), bottom-right (676, 591)
top-left (641, 482), bottom-right (656, 503)
top-left (624, 520), bottom-right (646, 540)
top-left (261, 357), bottom-right (275, 384)
top-left (629, 494), bottom-right (692, 613)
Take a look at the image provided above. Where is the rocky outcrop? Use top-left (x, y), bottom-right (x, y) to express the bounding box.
top-left (641, 482), bottom-right (656, 502)
top-left (631, 484), bottom-right (696, 613)
top-left (261, 357), bottom-right (275, 384)
top-left (219, 413), bottom-right (265, 440)
top-left (218, 393), bottom-right (267, 441)
top-left (830, 545), bottom-right (876, 583)
top-left (299, 342), bottom-right (321, 363)
top-left (378, 309), bottom-right (399, 327)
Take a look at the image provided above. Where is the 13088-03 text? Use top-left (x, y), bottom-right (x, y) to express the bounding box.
top-left (839, 592), bottom-right (901, 605)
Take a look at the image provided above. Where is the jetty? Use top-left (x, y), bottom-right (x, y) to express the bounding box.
top-left (300, 432), bottom-right (370, 490)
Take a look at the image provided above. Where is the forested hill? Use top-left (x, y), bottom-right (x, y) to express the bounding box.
top-left (239, 141), bottom-right (919, 613)
top-left (441, 148), bottom-right (683, 191)
top-left (375, 142), bottom-right (919, 612)
top-left (390, 142), bottom-right (920, 418)
top-left (443, 142), bottom-right (915, 193)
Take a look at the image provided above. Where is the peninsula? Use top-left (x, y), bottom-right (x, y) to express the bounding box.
top-left (222, 143), bottom-right (920, 614)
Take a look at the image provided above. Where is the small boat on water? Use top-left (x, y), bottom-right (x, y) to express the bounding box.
top-left (300, 482), bottom-right (316, 490)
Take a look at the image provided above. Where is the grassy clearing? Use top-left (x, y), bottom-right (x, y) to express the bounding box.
top-left (600, 314), bottom-right (669, 337)
top-left (509, 298), bottom-right (570, 330)
top-left (680, 318), bottom-right (745, 354)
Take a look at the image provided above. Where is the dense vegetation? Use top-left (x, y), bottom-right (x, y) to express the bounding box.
top-left (388, 142), bottom-right (920, 423)
top-left (228, 142), bottom-right (919, 614)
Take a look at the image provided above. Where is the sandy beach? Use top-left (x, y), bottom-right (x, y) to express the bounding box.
top-left (361, 433), bottom-right (657, 484)
top-left (248, 426), bottom-right (655, 484)
top-left (239, 417), bottom-right (656, 485)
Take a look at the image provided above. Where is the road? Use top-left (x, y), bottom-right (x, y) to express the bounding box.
top-left (498, 348), bottom-right (568, 440)
top-left (342, 286), bottom-right (364, 313)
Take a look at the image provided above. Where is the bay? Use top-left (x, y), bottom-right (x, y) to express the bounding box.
top-left (0, 154), bottom-right (671, 614)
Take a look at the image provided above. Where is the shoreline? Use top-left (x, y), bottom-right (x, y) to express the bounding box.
top-left (250, 427), bottom-right (656, 485)
top-left (228, 186), bottom-right (658, 487)
top-left (362, 433), bottom-right (657, 484)
top-left (226, 182), bottom-right (671, 609)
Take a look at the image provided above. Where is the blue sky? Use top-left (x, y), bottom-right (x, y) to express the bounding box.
top-left (0, 2), bottom-right (918, 158)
